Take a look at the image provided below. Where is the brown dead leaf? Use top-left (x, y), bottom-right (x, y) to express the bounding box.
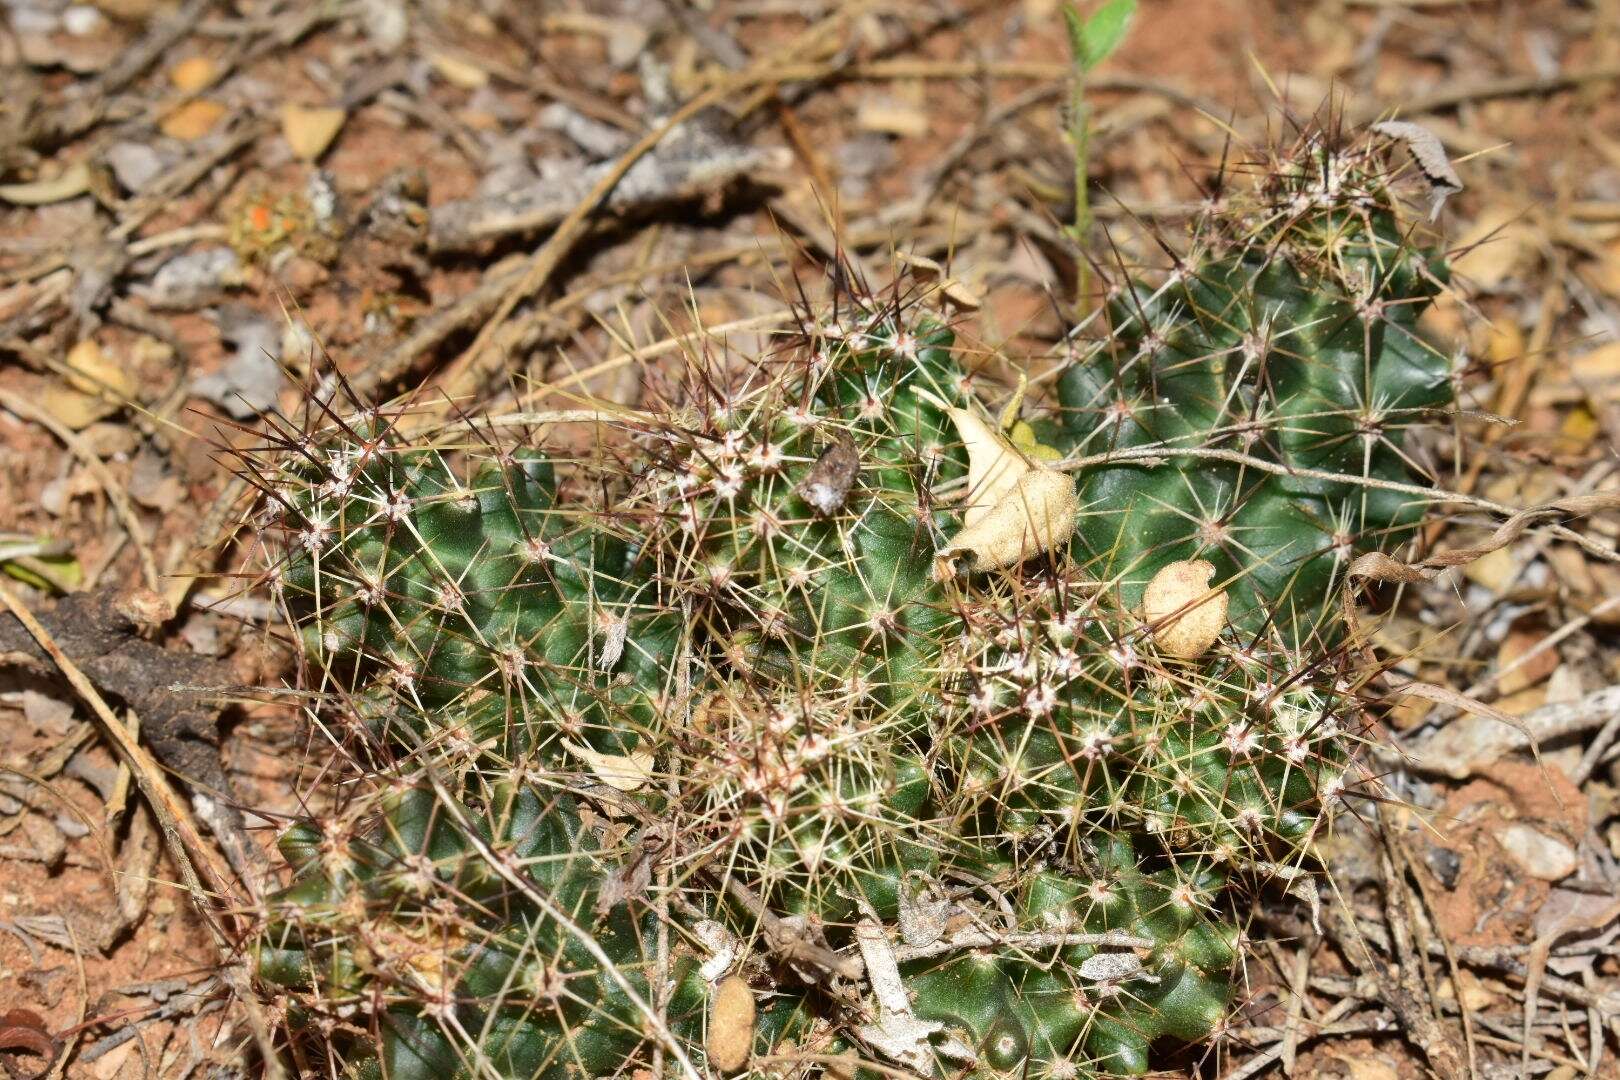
top-left (92, 0), bottom-right (159, 16)
top-left (1433, 969), bottom-right (1499, 1012)
top-left (1597, 237), bottom-right (1620, 298)
top-left (856, 99), bottom-right (930, 138)
top-left (1478, 314), bottom-right (1525, 367)
top-left (892, 251), bottom-right (984, 309)
top-left (562, 740), bottom-right (655, 792)
top-left (1529, 341), bottom-right (1620, 406)
top-left (1454, 203), bottom-right (1534, 289)
top-left (1461, 545), bottom-right (1515, 594)
top-left (280, 104), bottom-right (346, 161)
top-left (924, 391), bottom-right (1077, 573)
top-left (1322, 1053), bottom-right (1400, 1080)
top-left (1572, 341), bottom-right (1620, 391)
top-left (38, 387), bottom-right (112, 431)
top-left (1544, 545), bottom-right (1597, 596)
top-left (1497, 626), bottom-right (1561, 697)
top-left (429, 52), bottom-right (489, 88)
top-left (168, 55), bottom-right (217, 92)
top-left (64, 339), bottom-right (135, 400)
top-left (160, 99), bottom-right (227, 140)
top-left (1584, 563), bottom-right (1620, 626)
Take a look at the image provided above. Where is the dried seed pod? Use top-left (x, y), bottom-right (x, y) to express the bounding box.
top-left (1142, 560), bottom-right (1228, 659)
top-left (797, 438), bottom-right (860, 515)
top-left (707, 975), bottom-right (757, 1073)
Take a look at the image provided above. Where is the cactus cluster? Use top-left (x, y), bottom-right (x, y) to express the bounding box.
top-left (241, 126), bottom-right (1453, 1080)
top-left (1054, 131), bottom-right (1453, 641)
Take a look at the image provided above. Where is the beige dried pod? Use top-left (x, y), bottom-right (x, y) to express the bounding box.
top-left (707, 975), bottom-right (756, 1073)
top-left (1142, 560), bottom-right (1229, 659)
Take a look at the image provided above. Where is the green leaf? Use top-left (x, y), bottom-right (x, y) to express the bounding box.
top-left (1065, 0), bottom-right (1137, 72)
top-left (2, 552), bottom-right (82, 592)
top-left (1061, 4), bottom-right (1089, 69)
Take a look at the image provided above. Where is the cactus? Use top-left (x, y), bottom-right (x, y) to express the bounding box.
top-left (1053, 130), bottom-right (1454, 641)
top-left (252, 417), bottom-right (680, 760)
top-left (632, 303), bottom-right (966, 713)
top-left (243, 125), bottom-right (1448, 1080)
top-left (901, 843), bottom-right (1238, 1077)
top-left (944, 563), bottom-right (1356, 868)
top-left (255, 764), bottom-right (819, 1080)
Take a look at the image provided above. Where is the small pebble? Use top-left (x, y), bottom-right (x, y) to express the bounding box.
top-left (1496, 822), bottom-right (1577, 882)
top-left (62, 5), bottom-right (107, 35)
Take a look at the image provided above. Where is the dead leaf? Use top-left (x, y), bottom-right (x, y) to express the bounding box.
top-left (1371, 120), bottom-right (1464, 218)
top-left (281, 104), bottom-right (346, 161)
top-left (104, 141), bottom-right (169, 194)
top-left (160, 100), bottom-right (227, 141)
top-left (127, 450), bottom-right (184, 511)
top-left (939, 467), bottom-right (1076, 573)
top-left (191, 305), bottom-right (283, 417)
top-left (1570, 341), bottom-right (1620, 396)
top-left (1461, 545), bottom-right (1515, 594)
top-left (17, 691), bottom-right (75, 736)
top-left (1496, 626), bottom-right (1560, 697)
top-left (921, 389), bottom-right (1078, 573)
top-left (855, 99), bottom-right (930, 139)
top-left (562, 740), bottom-right (655, 791)
top-left (168, 55), bottom-right (217, 93)
top-left (896, 874), bottom-right (949, 947)
top-left (1323, 1055), bottom-right (1399, 1080)
top-left (39, 386), bottom-right (115, 430)
top-left (892, 250), bottom-right (983, 309)
top-left (64, 339), bottom-right (135, 400)
top-left (133, 247), bottom-right (244, 309)
top-left (945, 399), bottom-right (1028, 531)
top-left (1583, 564), bottom-right (1620, 626)
top-left (1544, 545), bottom-right (1596, 597)
top-left (1453, 202), bottom-right (1533, 289)
top-left (92, 0), bottom-right (164, 18)
top-left (1496, 822), bottom-right (1577, 881)
top-left (356, 0), bottom-right (408, 51)
top-left (0, 1009), bottom-right (59, 1075)
top-left (1561, 405), bottom-right (1600, 442)
top-left (430, 52), bottom-right (489, 88)
top-left (854, 920), bottom-right (942, 1072)
top-left (1433, 969), bottom-right (1498, 1012)
top-left (87, 1024), bottom-right (136, 1078)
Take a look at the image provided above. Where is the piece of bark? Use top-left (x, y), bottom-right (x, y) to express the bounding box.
top-left (429, 124), bottom-right (790, 252)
